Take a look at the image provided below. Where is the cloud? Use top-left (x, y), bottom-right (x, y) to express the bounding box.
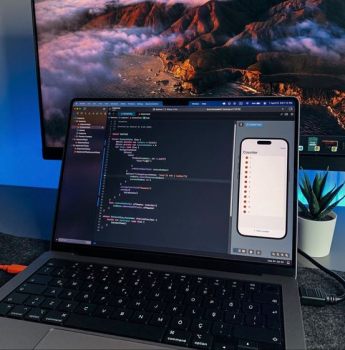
top-left (35, 0), bottom-right (114, 29)
top-left (39, 27), bottom-right (177, 137)
top-left (34, 0), bottom-right (209, 30)
top-left (272, 21), bottom-right (345, 61)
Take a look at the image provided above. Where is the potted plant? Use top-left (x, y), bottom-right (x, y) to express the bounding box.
top-left (298, 167), bottom-right (345, 257)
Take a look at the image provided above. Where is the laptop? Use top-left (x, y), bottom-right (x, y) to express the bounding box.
top-left (0, 97), bottom-right (305, 350)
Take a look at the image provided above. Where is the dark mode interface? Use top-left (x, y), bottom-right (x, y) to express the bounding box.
top-left (55, 100), bottom-right (296, 266)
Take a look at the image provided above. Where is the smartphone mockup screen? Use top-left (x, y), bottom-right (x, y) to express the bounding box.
top-left (238, 139), bottom-right (288, 239)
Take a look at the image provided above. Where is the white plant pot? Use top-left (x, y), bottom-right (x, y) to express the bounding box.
top-left (298, 211), bottom-right (337, 258)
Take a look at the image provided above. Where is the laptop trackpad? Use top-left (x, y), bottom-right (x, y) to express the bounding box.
top-left (35, 329), bottom-right (170, 349)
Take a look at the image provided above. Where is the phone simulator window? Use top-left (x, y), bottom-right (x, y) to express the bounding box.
top-left (238, 139), bottom-right (288, 239)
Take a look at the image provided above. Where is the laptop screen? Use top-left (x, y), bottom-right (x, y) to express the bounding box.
top-left (54, 98), bottom-right (298, 267)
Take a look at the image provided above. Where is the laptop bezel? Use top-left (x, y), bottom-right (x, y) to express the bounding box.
top-left (51, 97), bottom-right (299, 278)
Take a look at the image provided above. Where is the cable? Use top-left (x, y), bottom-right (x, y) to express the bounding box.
top-left (298, 248), bottom-right (345, 306)
top-left (0, 264), bottom-right (27, 275)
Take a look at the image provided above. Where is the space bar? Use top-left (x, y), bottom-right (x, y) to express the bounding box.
top-left (65, 314), bottom-right (165, 343)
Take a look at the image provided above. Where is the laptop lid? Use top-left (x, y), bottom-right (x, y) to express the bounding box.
top-left (51, 97), bottom-right (299, 278)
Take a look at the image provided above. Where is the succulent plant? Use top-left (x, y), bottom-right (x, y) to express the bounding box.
top-left (299, 167), bottom-right (345, 221)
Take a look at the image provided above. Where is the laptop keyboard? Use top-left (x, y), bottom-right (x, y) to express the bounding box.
top-left (0, 259), bottom-right (284, 350)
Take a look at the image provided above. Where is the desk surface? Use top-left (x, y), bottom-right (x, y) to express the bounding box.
top-left (0, 231), bottom-right (344, 350)
top-left (0, 184), bottom-right (344, 271)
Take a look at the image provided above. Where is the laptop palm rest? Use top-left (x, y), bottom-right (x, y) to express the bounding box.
top-left (34, 329), bottom-right (170, 350)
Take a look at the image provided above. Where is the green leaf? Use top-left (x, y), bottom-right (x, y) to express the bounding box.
top-left (301, 176), bottom-right (312, 201)
top-left (318, 195), bottom-right (345, 220)
top-left (299, 184), bottom-right (309, 201)
top-left (318, 167), bottom-right (329, 198)
top-left (319, 182), bottom-right (345, 212)
top-left (301, 168), bottom-right (313, 198)
top-left (309, 190), bottom-right (320, 216)
top-left (298, 201), bottom-right (313, 219)
top-left (312, 173), bottom-right (322, 200)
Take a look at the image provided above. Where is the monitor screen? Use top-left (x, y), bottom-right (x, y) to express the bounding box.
top-left (54, 98), bottom-right (298, 267)
top-left (32, 0), bottom-right (345, 161)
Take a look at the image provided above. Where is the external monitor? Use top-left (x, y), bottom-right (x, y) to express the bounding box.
top-left (31, 0), bottom-right (345, 169)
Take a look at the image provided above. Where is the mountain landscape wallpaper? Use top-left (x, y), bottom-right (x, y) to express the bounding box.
top-left (34, 0), bottom-right (345, 147)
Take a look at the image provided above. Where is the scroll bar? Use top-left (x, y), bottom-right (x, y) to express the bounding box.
top-left (229, 124), bottom-right (237, 217)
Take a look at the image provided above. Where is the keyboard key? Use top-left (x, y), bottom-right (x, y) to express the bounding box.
top-left (114, 286), bottom-right (132, 297)
top-left (215, 288), bottom-right (232, 299)
top-left (208, 278), bottom-right (225, 288)
top-left (225, 312), bottom-right (243, 324)
top-left (148, 290), bottom-right (166, 301)
top-left (262, 284), bottom-right (280, 295)
top-left (97, 283), bottom-right (115, 294)
top-left (222, 300), bottom-right (240, 312)
top-left (204, 309), bottom-right (223, 321)
top-left (226, 280), bottom-right (243, 290)
top-left (191, 333), bottom-right (212, 349)
top-left (65, 280), bottom-right (83, 290)
top-left (212, 322), bottom-right (232, 337)
top-left (233, 326), bottom-right (282, 344)
top-left (242, 302), bottom-right (260, 314)
top-left (41, 298), bottom-right (62, 310)
top-left (50, 278), bottom-right (68, 288)
top-left (245, 282), bottom-right (261, 293)
top-left (190, 319), bottom-right (211, 333)
top-left (46, 260), bottom-right (70, 268)
top-left (190, 276), bottom-right (208, 285)
top-left (110, 296), bottom-right (130, 308)
top-left (75, 292), bottom-right (95, 303)
top-left (165, 329), bottom-right (191, 347)
top-left (166, 303), bottom-right (185, 316)
top-left (24, 308), bottom-right (47, 322)
top-left (60, 289), bottom-right (79, 300)
top-left (238, 339), bottom-right (259, 350)
top-left (262, 304), bottom-right (280, 317)
top-left (17, 283), bottom-right (47, 295)
top-left (75, 303), bottom-right (97, 316)
top-left (37, 266), bottom-right (55, 275)
top-left (4, 293), bottom-right (29, 305)
top-left (24, 296), bottom-right (45, 307)
top-left (185, 295), bottom-right (203, 306)
top-left (234, 290), bottom-right (251, 301)
top-left (93, 305), bottom-right (114, 318)
top-left (127, 278), bottom-right (144, 288)
top-left (166, 292), bottom-right (184, 303)
top-left (42, 311), bottom-right (69, 325)
top-left (179, 283), bottom-right (196, 294)
top-left (246, 314), bottom-right (264, 327)
top-left (184, 306), bottom-right (203, 318)
top-left (93, 294), bottom-right (113, 305)
top-left (214, 343), bottom-right (235, 350)
top-left (146, 301), bottom-right (166, 313)
top-left (150, 313), bottom-right (170, 327)
top-left (252, 293), bottom-right (279, 304)
top-left (196, 286), bottom-right (214, 297)
top-left (43, 287), bottom-right (63, 298)
top-left (203, 297), bottom-right (221, 309)
top-left (267, 316), bottom-right (281, 330)
top-left (66, 314), bottom-right (165, 342)
top-left (130, 311), bottom-right (151, 324)
top-left (58, 301), bottom-right (79, 312)
top-left (0, 303), bottom-right (13, 316)
top-left (27, 274), bottom-right (53, 285)
top-left (111, 308), bottom-right (133, 321)
top-left (171, 316), bottom-right (190, 330)
top-left (51, 268), bottom-right (69, 278)
top-left (131, 288), bottom-right (149, 299)
top-left (8, 306), bottom-right (30, 319)
top-left (128, 298), bottom-right (148, 310)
